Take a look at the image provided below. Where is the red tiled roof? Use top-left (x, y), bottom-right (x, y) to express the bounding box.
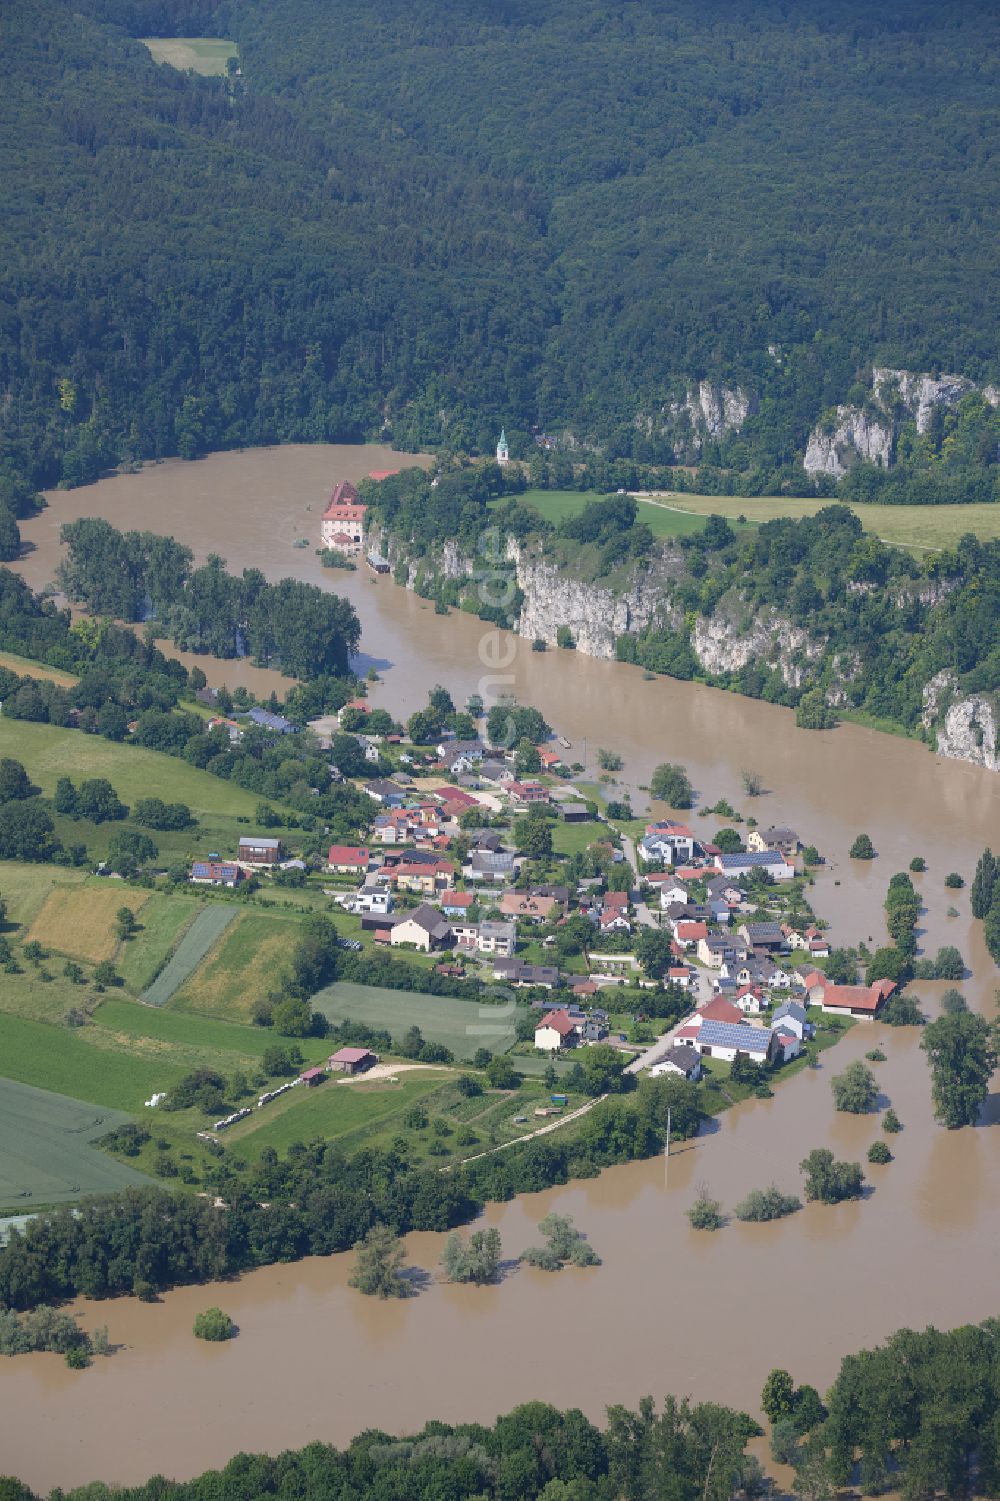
top-left (696, 996), bottom-right (744, 1026)
top-left (675, 921), bottom-right (709, 941)
top-left (537, 1010), bottom-right (577, 1037)
top-left (368, 469), bottom-right (400, 481)
top-left (328, 845), bottom-right (370, 865)
top-left (821, 980), bottom-right (895, 1013)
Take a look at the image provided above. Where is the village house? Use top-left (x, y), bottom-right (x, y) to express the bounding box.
top-left (465, 849), bottom-right (516, 884)
top-left (389, 903), bottom-right (454, 952)
top-left (507, 779), bottom-right (549, 807)
top-left (534, 1009), bottom-right (581, 1052)
top-left (392, 856), bottom-right (456, 896)
top-left (706, 874), bottom-right (746, 909)
top-left (715, 850), bottom-right (796, 882)
top-left (454, 919), bottom-right (516, 958)
top-left (493, 959), bottom-right (560, 989)
top-left (772, 1026), bottom-right (802, 1062)
top-left (364, 778), bottom-right (408, 807)
top-left (652, 877), bottom-right (690, 909)
top-left (440, 890), bottom-right (475, 917)
top-left (342, 884), bottom-right (393, 915)
top-left (771, 999), bottom-right (814, 1039)
top-left (673, 920), bottom-right (709, 950)
top-left (327, 845), bottom-right (374, 875)
top-left (733, 984), bottom-right (768, 1015)
top-left (598, 907), bottom-right (632, 935)
top-left (338, 698), bottom-right (371, 726)
top-left (499, 891), bottom-right (558, 922)
top-left (237, 836), bottom-right (282, 867)
top-left (809, 975), bottom-right (896, 1020)
top-left (246, 708), bottom-right (296, 735)
top-left (679, 1017), bottom-right (777, 1065)
top-left (748, 825), bottom-right (802, 859)
top-left (190, 859), bottom-right (243, 887)
top-left (537, 748), bottom-right (562, 771)
top-left (328, 1046), bottom-right (378, 1074)
top-left (320, 481), bottom-right (367, 553)
top-left (738, 921), bottom-right (786, 952)
top-left (207, 715), bottom-right (243, 743)
top-left (651, 1045), bottom-right (703, 1081)
top-left (697, 934), bottom-right (741, 969)
top-left (556, 800), bottom-right (592, 823)
top-left (638, 821), bottom-right (698, 865)
top-left (439, 739), bottom-right (487, 773)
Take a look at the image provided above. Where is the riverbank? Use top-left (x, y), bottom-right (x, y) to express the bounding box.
top-left (3, 1016), bottom-right (997, 1492)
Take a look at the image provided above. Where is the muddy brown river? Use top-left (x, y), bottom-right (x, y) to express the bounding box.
top-left (3, 445), bottom-right (999, 1490)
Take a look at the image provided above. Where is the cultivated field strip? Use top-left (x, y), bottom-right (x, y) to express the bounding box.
top-left (141, 906), bottom-right (240, 1007)
top-left (0, 1076), bottom-right (152, 1209)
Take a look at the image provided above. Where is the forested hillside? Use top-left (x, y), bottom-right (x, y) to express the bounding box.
top-left (1, 0), bottom-right (998, 502)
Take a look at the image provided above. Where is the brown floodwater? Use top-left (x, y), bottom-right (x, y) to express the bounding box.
top-left (3, 445), bottom-right (1000, 1490)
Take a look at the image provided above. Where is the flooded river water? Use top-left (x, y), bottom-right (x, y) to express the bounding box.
top-left (3, 445), bottom-right (999, 1489)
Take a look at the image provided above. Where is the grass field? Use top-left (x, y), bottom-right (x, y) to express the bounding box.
top-left (27, 885), bottom-right (150, 963)
top-left (634, 491), bottom-right (1000, 553)
top-left (168, 909), bottom-right (299, 1017)
top-left (92, 999), bottom-right (328, 1072)
top-left (0, 1076), bottom-right (152, 1211)
top-left (520, 486), bottom-right (1000, 554)
top-left (225, 1072), bottom-right (447, 1159)
top-left (116, 895), bottom-right (200, 993)
top-left (0, 652), bottom-right (78, 687)
top-left (0, 862), bottom-right (89, 927)
top-left (0, 718), bottom-right (263, 817)
top-left (0, 1011), bottom-right (185, 1110)
top-left (312, 980), bottom-right (518, 1057)
top-left (142, 904), bottom-right (240, 1006)
top-left (140, 37), bottom-right (237, 74)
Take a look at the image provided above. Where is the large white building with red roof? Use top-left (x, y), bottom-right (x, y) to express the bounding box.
top-left (321, 480), bottom-right (368, 553)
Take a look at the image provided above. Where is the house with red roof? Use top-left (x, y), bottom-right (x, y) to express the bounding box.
top-left (321, 481), bottom-right (367, 553)
top-left (674, 920), bottom-right (709, 949)
top-left (810, 975), bottom-right (896, 1020)
top-left (534, 1009), bottom-right (581, 1052)
top-left (327, 845), bottom-right (373, 874)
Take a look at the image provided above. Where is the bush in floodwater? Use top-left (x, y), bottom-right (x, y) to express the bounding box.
top-left (849, 833), bottom-right (875, 859)
top-left (193, 1307), bottom-right (235, 1341)
top-left (687, 1186), bottom-right (724, 1230)
top-left (520, 1213), bottom-right (600, 1270)
top-left (867, 1141), bottom-right (892, 1165)
top-left (733, 1185), bottom-right (801, 1222)
top-left (883, 1107), bottom-right (902, 1133)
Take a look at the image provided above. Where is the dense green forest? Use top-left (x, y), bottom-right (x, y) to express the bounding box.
top-left (1, 0), bottom-right (998, 513)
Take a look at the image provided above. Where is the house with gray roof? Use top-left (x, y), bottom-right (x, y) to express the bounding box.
top-left (772, 999), bottom-right (813, 1039)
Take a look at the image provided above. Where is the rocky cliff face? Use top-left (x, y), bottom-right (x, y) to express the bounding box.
top-left (803, 407), bottom-right (895, 478)
top-left (921, 669), bottom-right (999, 770)
top-left (873, 367), bottom-right (974, 433)
top-left (691, 602), bottom-right (825, 687)
top-left (642, 381), bottom-right (756, 461)
top-left (513, 547), bottom-right (677, 657)
top-left (804, 366), bottom-right (995, 476)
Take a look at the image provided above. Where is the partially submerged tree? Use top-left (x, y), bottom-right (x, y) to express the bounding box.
top-left (830, 1061), bottom-right (877, 1114)
top-left (349, 1225), bottom-right (411, 1299)
top-left (520, 1214), bottom-right (600, 1270)
top-left (920, 1010), bottom-right (998, 1128)
top-left (440, 1228), bottom-right (502, 1285)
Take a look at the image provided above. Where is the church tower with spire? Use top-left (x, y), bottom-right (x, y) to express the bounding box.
top-left (496, 427), bottom-right (509, 466)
